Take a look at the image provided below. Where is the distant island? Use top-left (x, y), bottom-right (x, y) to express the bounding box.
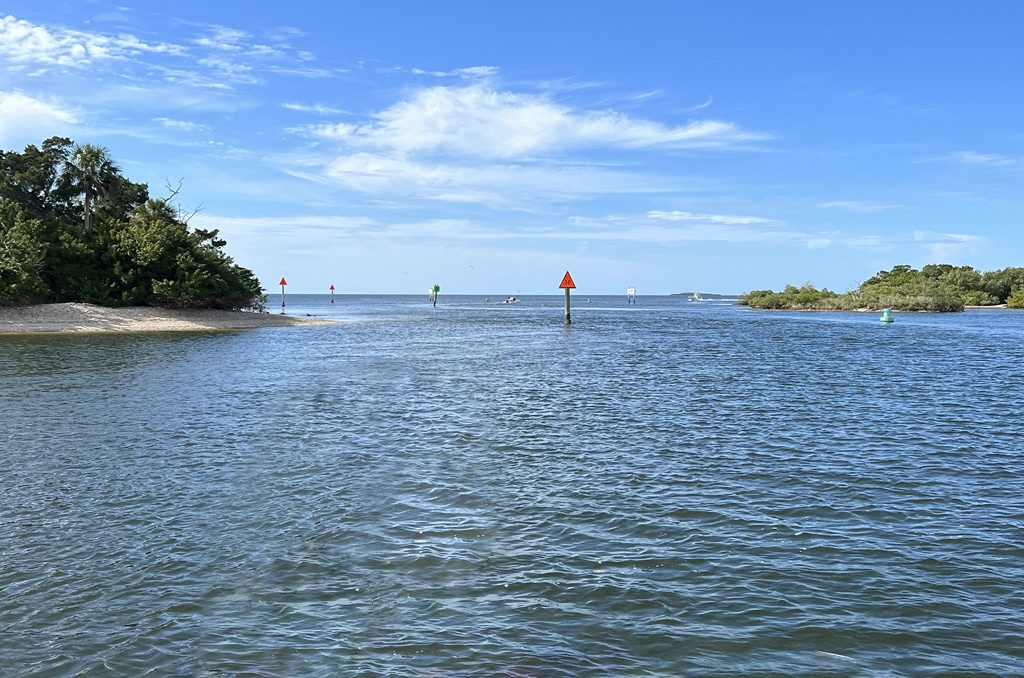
top-left (1, 137), bottom-right (264, 311)
top-left (741, 264), bottom-right (1024, 312)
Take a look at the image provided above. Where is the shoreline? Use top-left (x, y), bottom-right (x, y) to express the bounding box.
top-left (750, 304), bottom-right (1011, 312)
top-left (0, 302), bottom-right (334, 335)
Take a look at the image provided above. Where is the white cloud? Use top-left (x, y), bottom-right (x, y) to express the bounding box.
top-left (411, 65), bottom-right (500, 79)
top-left (557, 211), bottom-right (905, 250)
top-left (913, 230), bottom-right (986, 262)
top-left (309, 83), bottom-right (768, 159)
top-left (0, 14), bottom-right (327, 94)
top-left (819, 200), bottom-right (897, 213)
top-left (298, 82), bottom-right (768, 207)
top-left (283, 102), bottom-right (348, 115)
top-left (0, 14), bottom-right (180, 68)
top-left (196, 56), bottom-right (260, 85)
top-left (947, 150), bottom-right (1016, 167)
top-left (155, 117), bottom-right (209, 133)
top-left (646, 210), bottom-right (778, 226)
top-left (563, 212), bottom-right (795, 245)
top-left (681, 95), bottom-right (713, 112)
top-left (192, 27), bottom-right (251, 52)
top-left (193, 213), bottom-right (378, 239)
top-left (0, 90), bottom-right (78, 146)
top-left (320, 152), bottom-right (677, 207)
top-left (913, 230), bottom-right (984, 244)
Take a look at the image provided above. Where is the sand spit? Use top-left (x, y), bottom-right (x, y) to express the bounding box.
top-left (0, 303), bottom-right (333, 334)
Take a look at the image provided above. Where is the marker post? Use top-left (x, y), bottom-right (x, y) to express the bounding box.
top-left (330, 284), bottom-right (335, 304)
top-left (559, 271), bottom-right (576, 324)
top-left (279, 277), bottom-right (287, 314)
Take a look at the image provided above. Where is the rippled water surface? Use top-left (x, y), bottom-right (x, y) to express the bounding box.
top-left (3, 295), bottom-right (1024, 676)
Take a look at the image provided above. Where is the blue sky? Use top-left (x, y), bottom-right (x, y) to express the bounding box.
top-left (2, 2), bottom-right (1023, 295)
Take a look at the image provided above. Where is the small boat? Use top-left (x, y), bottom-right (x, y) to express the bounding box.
top-left (689, 293), bottom-right (703, 301)
top-left (501, 296), bottom-right (520, 304)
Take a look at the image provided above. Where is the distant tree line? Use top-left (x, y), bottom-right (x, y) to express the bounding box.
top-left (742, 264), bottom-right (1024, 312)
top-left (0, 137), bottom-right (264, 310)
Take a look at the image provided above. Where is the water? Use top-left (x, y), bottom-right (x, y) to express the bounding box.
top-left (3, 295), bottom-right (1023, 676)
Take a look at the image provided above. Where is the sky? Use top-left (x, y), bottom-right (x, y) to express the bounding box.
top-left (2, 2), bottom-right (1023, 295)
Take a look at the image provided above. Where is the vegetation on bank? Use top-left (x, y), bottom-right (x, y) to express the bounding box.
top-left (0, 137), bottom-right (264, 310)
top-left (741, 264), bottom-right (1024, 312)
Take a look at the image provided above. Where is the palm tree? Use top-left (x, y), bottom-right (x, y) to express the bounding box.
top-left (66, 144), bottom-right (121, 232)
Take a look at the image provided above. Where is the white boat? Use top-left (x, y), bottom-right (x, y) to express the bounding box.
top-left (501, 296), bottom-right (520, 304)
top-left (689, 292), bottom-right (703, 301)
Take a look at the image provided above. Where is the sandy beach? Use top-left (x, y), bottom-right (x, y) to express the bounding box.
top-left (0, 303), bottom-right (333, 334)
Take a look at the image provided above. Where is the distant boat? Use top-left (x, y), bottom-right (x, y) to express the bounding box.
top-left (501, 296), bottom-right (520, 304)
top-left (689, 293), bottom-right (704, 301)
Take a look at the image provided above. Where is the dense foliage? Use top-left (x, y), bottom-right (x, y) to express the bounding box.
top-left (742, 264), bottom-right (1024, 312)
top-left (0, 137), bottom-right (264, 310)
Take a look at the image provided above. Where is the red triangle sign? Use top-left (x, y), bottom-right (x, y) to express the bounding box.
top-left (279, 277), bottom-right (287, 286)
top-left (559, 271), bottom-right (576, 289)
top-left (329, 284), bottom-right (335, 291)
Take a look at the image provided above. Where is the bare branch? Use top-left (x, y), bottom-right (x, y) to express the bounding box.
top-left (162, 178), bottom-right (202, 223)
top-left (180, 202), bottom-right (204, 224)
top-left (164, 178), bottom-right (184, 203)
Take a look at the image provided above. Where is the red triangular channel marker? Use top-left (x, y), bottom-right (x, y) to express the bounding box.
top-left (329, 284), bottom-right (335, 291)
top-left (279, 278), bottom-right (287, 286)
top-left (559, 271), bottom-right (576, 289)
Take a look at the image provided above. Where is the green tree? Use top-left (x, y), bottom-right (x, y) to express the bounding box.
top-left (0, 200), bottom-right (48, 305)
top-left (0, 137), bottom-right (73, 223)
top-left (981, 267), bottom-right (1024, 303)
top-left (1007, 288), bottom-right (1024, 309)
top-left (62, 143), bottom-right (121, 233)
top-left (109, 198), bottom-right (263, 310)
top-left (0, 136), bottom-right (265, 310)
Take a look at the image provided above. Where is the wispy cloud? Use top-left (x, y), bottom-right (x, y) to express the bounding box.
top-left (945, 150), bottom-right (1018, 167)
top-left (197, 206), bottom-right (915, 265)
top-left (196, 56), bottom-right (261, 85)
top-left (411, 65), bottom-right (500, 79)
top-left (296, 81), bottom-right (769, 207)
top-left (194, 214), bottom-right (378, 238)
top-left (646, 210), bottom-right (778, 226)
top-left (283, 102), bottom-right (349, 115)
top-left (0, 15), bottom-right (328, 87)
top-left (154, 117), bottom-right (209, 133)
top-left (192, 26), bottom-right (252, 52)
top-left (0, 13), bottom-right (344, 144)
top-left (0, 14), bottom-right (181, 68)
top-left (554, 211), bottom-right (904, 250)
top-left (0, 90), bottom-right (78, 145)
top-left (913, 229), bottom-right (986, 261)
top-left (682, 96), bottom-right (714, 113)
top-left (819, 200), bottom-right (898, 213)
top-left (317, 153), bottom-right (677, 207)
top-left (310, 83), bottom-right (768, 158)
top-left (571, 210), bottom-right (796, 245)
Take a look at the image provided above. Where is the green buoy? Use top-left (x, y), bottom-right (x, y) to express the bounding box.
top-left (880, 308), bottom-right (894, 323)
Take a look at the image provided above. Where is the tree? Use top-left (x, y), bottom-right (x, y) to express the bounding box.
top-left (63, 143), bottom-right (122, 232)
top-left (1007, 288), bottom-right (1024, 309)
top-left (0, 200), bottom-right (48, 305)
top-left (108, 198), bottom-right (263, 310)
top-left (981, 267), bottom-right (1024, 304)
top-left (0, 137), bottom-right (73, 223)
top-left (0, 136), bottom-right (265, 309)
